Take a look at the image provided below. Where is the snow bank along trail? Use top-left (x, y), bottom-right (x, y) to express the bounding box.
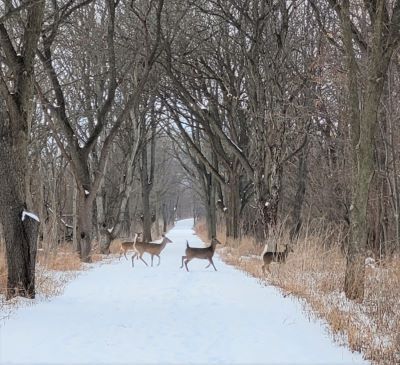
top-left (0, 219), bottom-right (368, 364)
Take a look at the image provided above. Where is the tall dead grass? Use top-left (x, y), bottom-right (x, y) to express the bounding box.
top-left (196, 220), bottom-right (400, 365)
top-left (0, 245), bottom-right (6, 298)
top-left (0, 240), bottom-right (106, 317)
top-left (0, 229), bottom-right (170, 305)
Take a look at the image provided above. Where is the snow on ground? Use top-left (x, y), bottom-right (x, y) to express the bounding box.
top-left (0, 219), bottom-right (368, 364)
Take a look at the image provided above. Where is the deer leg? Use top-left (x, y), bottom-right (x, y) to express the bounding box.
top-left (263, 264), bottom-right (271, 274)
top-left (119, 250), bottom-right (123, 261)
top-left (184, 258), bottom-right (190, 272)
top-left (139, 254), bottom-right (148, 266)
top-left (124, 250), bottom-right (128, 260)
top-left (180, 256), bottom-right (186, 268)
top-left (131, 253), bottom-right (137, 267)
top-left (205, 262), bottom-right (211, 268)
top-left (151, 255), bottom-right (154, 267)
top-left (157, 255), bottom-right (161, 266)
top-left (208, 257), bottom-right (217, 271)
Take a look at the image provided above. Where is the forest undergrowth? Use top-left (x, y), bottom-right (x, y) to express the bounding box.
top-left (0, 228), bottom-right (166, 318)
top-left (0, 241), bottom-right (106, 319)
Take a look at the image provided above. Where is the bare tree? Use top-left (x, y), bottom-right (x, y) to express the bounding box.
top-left (331, 0), bottom-right (400, 301)
top-left (139, 100), bottom-right (157, 241)
top-left (0, 0), bottom-right (44, 299)
top-left (35, 0), bottom-right (164, 261)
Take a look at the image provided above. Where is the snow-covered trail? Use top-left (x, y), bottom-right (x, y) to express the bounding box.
top-left (1, 219), bottom-right (367, 364)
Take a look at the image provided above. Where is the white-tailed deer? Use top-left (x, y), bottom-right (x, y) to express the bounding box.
top-left (181, 237), bottom-right (222, 272)
top-left (261, 242), bottom-right (291, 274)
top-left (119, 232), bottom-right (142, 260)
top-left (131, 234), bottom-right (173, 267)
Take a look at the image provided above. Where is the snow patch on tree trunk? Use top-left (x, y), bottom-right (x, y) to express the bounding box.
top-left (21, 211), bottom-right (40, 222)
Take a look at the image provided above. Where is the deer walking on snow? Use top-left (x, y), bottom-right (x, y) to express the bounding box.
top-left (131, 234), bottom-right (173, 267)
top-left (119, 232), bottom-right (142, 260)
top-left (181, 237), bottom-right (222, 271)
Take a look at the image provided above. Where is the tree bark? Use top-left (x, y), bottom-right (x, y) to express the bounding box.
top-left (0, 0), bottom-right (44, 299)
top-left (204, 171), bottom-right (217, 240)
top-left (141, 181), bottom-right (152, 242)
top-left (72, 180), bottom-right (78, 252)
top-left (162, 203), bottom-right (168, 233)
top-left (340, 0), bottom-right (400, 301)
top-left (155, 190), bottom-right (161, 237)
top-left (0, 112), bottom-right (39, 299)
top-left (77, 191), bottom-right (93, 262)
top-left (257, 146), bottom-right (283, 238)
top-left (226, 173), bottom-right (240, 240)
top-left (290, 140), bottom-right (308, 240)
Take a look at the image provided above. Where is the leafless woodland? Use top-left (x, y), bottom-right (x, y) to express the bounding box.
top-left (1, 0), bottom-right (400, 338)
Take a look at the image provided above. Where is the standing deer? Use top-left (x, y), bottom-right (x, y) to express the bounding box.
top-left (131, 234), bottom-right (173, 267)
top-left (181, 237), bottom-right (222, 272)
top-left (119, 232), bottom-right (142, 260)
top-left (261, 242), bottom-right (291, 274)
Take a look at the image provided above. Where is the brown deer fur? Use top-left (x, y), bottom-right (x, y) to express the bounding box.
top-left (261, 243), bottom-right (291, 274)
top-left (181, 237), bottom-right (222, 272)
top-left (119, 232), bottom-right (142, 260)
top-left (131, 234), bottom-right (173, 267)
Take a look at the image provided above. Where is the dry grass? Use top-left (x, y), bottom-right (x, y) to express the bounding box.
top-left (37, 245), bottom-right (83, 271)
top-left (0, 229), bottom-right (168, 306)
top-left (196, 220), bottom-right (400, 365)
top-left (109, 237), bottom-right (126, 255)
top-left (0, 245), bottom-right (6, 297)
top-left (0, 239), bottom-right (109, 317)
top-left (0, 228), bottom-right (172, 318)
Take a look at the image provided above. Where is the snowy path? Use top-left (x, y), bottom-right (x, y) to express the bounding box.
top-left (0, 219), bottom-right (367, 364)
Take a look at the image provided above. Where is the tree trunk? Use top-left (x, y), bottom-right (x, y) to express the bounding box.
top-left (345, 83), bottom-right (380, 300)
top-left (209, 198), bottom-right (217, 240)
top-left (227, 174), bottom-right (240, 240)
top-left (141, 183), bottom-right (152, 242)
top-left (290, 141), bottom-right (308, 240)
top-left (162, 203), bottom-right (168, 233)
top-left (260, 151), bottom-right (282, 237)
top-left (345, 187), bottom-right (369, 301)
top-left (99, 224), bottom-right (112, 255)
top-left (0, 112), bottom-right (39, 299)
top-left (141, 140), bottom-right (152, 241)
top-left (2, 210), bottom-right (39, 300)
top-left (340, 0), bottom-right (395, 301)
top-left (140, 118), bottom-right (156, 242)
top-left (205, 172), bottom-right (217, 240)
top-left (77, 191), bottom-right (93, 262)
top-left (72, 181), bottom-right (78, 252)
top-left (0, 0), bottom-right (44, 300)
top-left (95, 176), bottom-right (106, 242)
top-left (155, 190), bottom-right (161, 237)
top-left (98, 125), bottom-right (142, 253)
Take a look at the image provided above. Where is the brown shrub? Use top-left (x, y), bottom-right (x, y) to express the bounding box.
top-left (38, 244), bottom-right (82, 271)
